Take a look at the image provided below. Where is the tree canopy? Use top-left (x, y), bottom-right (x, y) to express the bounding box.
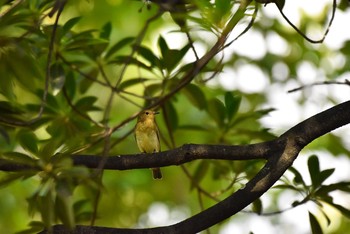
top-left (0, 0), bottom-right (349, 233)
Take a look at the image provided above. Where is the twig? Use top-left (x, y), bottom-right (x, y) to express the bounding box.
top-left (277, 0), bottom-right (337, 44)
top-left (62, 87), bottom-right (104, 128)
top-left (222, 2), bottom-right (258, 50)
top-left (0, 0), bottom-right (24, 18)
top-left (288, 79), bottom-right (350, 93)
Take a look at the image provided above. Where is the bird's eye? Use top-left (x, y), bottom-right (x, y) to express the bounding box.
top-left (145, 111), bottom-right (149, 115)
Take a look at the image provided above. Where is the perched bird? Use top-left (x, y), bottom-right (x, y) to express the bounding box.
top-left (135, 110), bottom-right (162, 179)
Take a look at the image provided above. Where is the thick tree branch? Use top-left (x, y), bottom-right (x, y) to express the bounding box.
top-left (34, 100), bottom-right (350, 234)
top-left (0, 142), bottom-right (274, 172)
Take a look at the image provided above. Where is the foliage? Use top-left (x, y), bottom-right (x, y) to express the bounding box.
top-left (0, 0), bottom-right (349, 233)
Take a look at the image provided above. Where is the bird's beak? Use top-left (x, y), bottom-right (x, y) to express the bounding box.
top-left (154, 111), bottom-right (160, 115)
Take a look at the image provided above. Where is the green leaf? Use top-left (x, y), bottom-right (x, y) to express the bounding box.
top-left (0, 62), bottom-right (16, 100)
top-left (0, 152), bottom-right (37, 167)
top-left (252, 198), bottom-right (263, 215)
top-left (38, 140), bottom-right (63, 162)
top-left (288, 167), bottom-right (307, 187)
top-left (62, 17), bottom-right (81, 35)
top-left (17, 129), bottom-right (39, 155)
top-left (136, 45), bottom-right (160, 68)
top-left (319, 208), bottom-right (331, 227)
top-left (318, 168), bottom-right (335, 185)
top-left (143, 83), bottom-right (162, 101)
top-left (119, 78), bottom-right (149, 90)
top-left (309, 212), bottom-right (323, 234)
top-left (163, 101), bottom-right (179, 131)
top-left (0, 126), bottom-right (10, 145)
top-left (105, 37), bottom-right (134, 59)
top-left (109, 56), bottom-right (151, 70)
top-left (158, 36), bottom-right (169, 62)
top-left (58, 166), bottom-right (90, 180)
top-left (182, 84), bottom-right (207, 110)
top-left (56, 180), bottom-right (75, 229)
top-left (308, 155), bottom-right (321, 188)
top-left (74, 96), bottom-right (99, 112)
top-left (224, 92), bottom-right (241, 122)
top-left (207, 98), bottom-right (226, 127)
top-left (275, 0), bottom-right (285, 10)
top-left (190, 161), bottom-right (209, 190)
top-left (215, 0), bottom-right (232, 16)
top-left (0, 171), bottom-right (37, 188)
top-left (16, 221), bottom-right (45, 234)
top-left (160, 42), bottom-right (191, 72)
top-left (316, 182), bottom-right (350, 195)
top-left (322, 200), bottom-right (350, 219)
top-left (100, 21), bottom-right (112, 40)
top-left (29, 190), bottom-right (55, 230)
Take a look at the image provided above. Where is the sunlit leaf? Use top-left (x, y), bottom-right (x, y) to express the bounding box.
top-left (16, 221), bottom-right (45, 234)
top-left (322, 200), bottom-right (350, 219)
top-left (50, 63), bottom-right (66, 96)
top-left (320, 208), bottom-right (332, 227)
top-left (119, 78), bottom-right (149, 90)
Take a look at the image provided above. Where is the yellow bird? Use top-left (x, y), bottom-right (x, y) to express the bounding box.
top-left (135, 110), bottom-right (162, 179)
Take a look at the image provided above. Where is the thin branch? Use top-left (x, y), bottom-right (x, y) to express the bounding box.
top-left (62, 87), bottom-right (104, 128)
top-left (38, 0), bottom-right (65, 122)
top-left (181, 165), bottom-right (220, 203)
top-left (288, 79), bottom-right (350, 93)
top-left (0, 0), bottom-right (24, 18)
top-left (277, 0), bottom-right (337, 44)
top-left (222, 2), bottom-right (258, 50)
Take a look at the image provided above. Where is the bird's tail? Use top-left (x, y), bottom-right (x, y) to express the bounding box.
top-left (152, 168), bottom-right (162, 179)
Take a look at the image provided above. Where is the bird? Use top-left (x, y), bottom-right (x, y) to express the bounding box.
top-left (135, 109), bottom-right (162, 179)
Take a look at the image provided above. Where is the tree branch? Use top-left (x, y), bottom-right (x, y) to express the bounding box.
top-left (34, 100), bottom-right (350, 233)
